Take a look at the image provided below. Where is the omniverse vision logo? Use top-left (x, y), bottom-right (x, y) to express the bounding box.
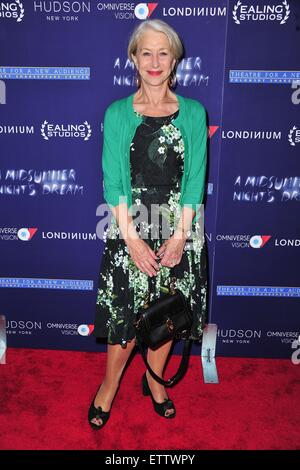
top-left (0, 1), bottom-right (24, 22)
top-left (0, 227), bottom-right (37, 241)
top-left (41, 121), bottom-right (92, 140)
top-left (134, 3), bottom-right (158, 20)
top-left (232, 1), bottom-right (290, 24)
top-left (216, 234), bottom-right (271, 249)
top-left (95, 2), bottom-right (157, 20)
top-left (18, 228), bottom-right (38, 241)
top-left (249, 235), bottom-right (271, 249)
top-left (77, 324), bottom-right (94, 336)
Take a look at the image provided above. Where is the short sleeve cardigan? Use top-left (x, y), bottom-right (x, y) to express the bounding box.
top-left (101, 92), bottom-right (207, 220)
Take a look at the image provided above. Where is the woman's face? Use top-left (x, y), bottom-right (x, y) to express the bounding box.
top-left (132, 29), bottom-right (176, 88)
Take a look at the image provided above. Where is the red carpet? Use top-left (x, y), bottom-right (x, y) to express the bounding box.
top-left (0, 348), bottom-right (299, 450)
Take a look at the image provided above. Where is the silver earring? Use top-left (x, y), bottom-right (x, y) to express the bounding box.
top-left (135, 71), bottom-right (141, 88)
top-left (169, 69), bottom-right (177, 88)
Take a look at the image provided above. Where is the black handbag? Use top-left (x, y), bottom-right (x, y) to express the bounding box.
top-left (134, 277), bottom-right (193, 387)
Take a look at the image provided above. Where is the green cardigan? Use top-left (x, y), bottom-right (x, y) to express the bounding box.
top-left (102, 92), bottom-right (207, 220)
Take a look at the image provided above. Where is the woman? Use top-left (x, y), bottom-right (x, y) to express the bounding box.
top-left (89, 19), bottom-right (208, 429)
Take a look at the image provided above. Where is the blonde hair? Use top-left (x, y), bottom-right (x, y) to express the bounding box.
top-left (127, 19), bottom-right (183, 62)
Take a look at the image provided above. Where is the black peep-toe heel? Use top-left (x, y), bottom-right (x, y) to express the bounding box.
top-left (142, 372), bottom-right (176, 419)
top-left (88, 387), bottom-right (111, 430)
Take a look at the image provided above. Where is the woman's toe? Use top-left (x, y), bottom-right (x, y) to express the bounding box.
top-left (165, 408), bottom-right (175, 417)
top-left (91, 417), bottom-right (103, 426)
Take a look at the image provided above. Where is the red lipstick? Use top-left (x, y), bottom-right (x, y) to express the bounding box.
top-left (148, 71), bottom-right (162, 76)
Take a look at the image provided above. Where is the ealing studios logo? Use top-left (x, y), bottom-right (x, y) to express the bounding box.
top-left (288, 126), bottom-right (300, 146)
top-left (41, 121), bottom-right (92, 140)
top-left (0, 0), bottom-right (24, 22)
top-left (232, 0), bottom-right (290, 24)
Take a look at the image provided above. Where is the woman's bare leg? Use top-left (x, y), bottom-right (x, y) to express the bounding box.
top-left (91, 339), bottom-right (136, 426)
top-left (145, 338), bottom-right (175, 417)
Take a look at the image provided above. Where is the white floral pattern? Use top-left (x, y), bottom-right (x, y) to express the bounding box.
top-left (94, 109), bottom-right (207, 346)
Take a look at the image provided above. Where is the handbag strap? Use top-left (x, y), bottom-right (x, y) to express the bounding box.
top-left (135, 336), bottom-right (192, 387)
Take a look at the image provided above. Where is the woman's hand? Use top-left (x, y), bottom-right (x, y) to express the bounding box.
top-left (127, 238), bottom-right (160, 277)
top-left (156, 235), bottom-right (186, 268)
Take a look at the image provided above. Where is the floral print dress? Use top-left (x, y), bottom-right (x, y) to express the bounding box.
top-left (94, 108), bottom-right (208, 348)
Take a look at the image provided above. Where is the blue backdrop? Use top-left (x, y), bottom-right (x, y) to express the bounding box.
top-left (1, 0), bottom-right (299, 358)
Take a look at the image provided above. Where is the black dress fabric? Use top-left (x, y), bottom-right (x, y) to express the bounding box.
top-left (94, 108), bottom-right (208, 348)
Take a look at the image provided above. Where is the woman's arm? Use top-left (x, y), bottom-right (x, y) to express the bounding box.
top-left (173, 206), bottom-right (195, 240)
top-left (156, 206), bottom-right (194, 266)
top-left (101, 103), bottom-right (138, 241)
top-left (102, 104), bottom-right (125, 208)
top-left (110, 202), bottom-right (160, 278)
top-left (156, 101), bottom-right (207, 265)
top-left (109, 202), bottom-right (139, 242)
top-left (101, 103), bottom-right (160, 277)
top-left (175, 100), bottom-right (207, 235)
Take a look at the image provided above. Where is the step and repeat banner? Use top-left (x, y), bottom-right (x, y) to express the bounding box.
top-left (0, 0), bottom-right (299, 358)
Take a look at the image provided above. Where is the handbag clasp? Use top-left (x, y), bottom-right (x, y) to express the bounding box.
top-left (133, 317), bottom-right (142, 330)
top-left (143, 291), bottom-right (150, 309)
top-left (169, 276), bottom-right (176, 295)
top-left (166, 318), bottom-right (175, 333)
